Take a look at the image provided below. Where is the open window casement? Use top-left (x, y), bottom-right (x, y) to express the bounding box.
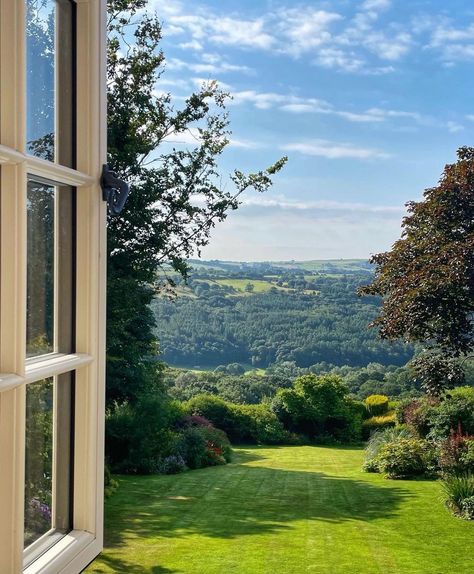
top-left (0, 1), bottom-right (107, 572)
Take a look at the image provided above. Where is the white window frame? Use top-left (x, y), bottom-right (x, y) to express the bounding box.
top-left (0, 1), bottom-right (107, 573)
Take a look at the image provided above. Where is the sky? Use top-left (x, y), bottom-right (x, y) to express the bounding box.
top-left (149, 0), bottom-right (474, 261)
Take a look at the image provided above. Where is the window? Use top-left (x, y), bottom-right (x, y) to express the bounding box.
top-left (0, 1), bottom-right (106, 573)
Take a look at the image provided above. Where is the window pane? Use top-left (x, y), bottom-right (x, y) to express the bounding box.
top-left (27, 179), bottom-right (75, 357)
top-left (26, 0), bottom-right (75, 167)
top-left (24, 378), bottom-right (54, 547)
top-left (27, 181), bottom-right (54, 356)
top-left (24, 373), bottom-right (74, 553)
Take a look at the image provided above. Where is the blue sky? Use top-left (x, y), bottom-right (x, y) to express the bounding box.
top-left (150, 0), bottom-right (474, 261)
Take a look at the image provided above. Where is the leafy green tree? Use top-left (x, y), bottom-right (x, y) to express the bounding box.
top-left (273, 374), bottom-right (362, 440)
top-left (106, 0), bottom-right (286, 404)
top-left (360, 147), bottom-right (474, 394)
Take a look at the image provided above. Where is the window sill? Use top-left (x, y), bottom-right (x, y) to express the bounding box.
top-left (23, 531), bottom-right (100, 574)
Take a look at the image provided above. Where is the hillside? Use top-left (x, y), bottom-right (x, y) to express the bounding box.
top-left (151, 260), bottom-right (413, 370)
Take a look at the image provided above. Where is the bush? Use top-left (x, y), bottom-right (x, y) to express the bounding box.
top-left (461, 496), bottom-right (474, 519)
top-left (104, 465), bottom-right (119, 498)
top-left (395, 388), bottom-right (474, 440)
top-left (106, 394), bottom-right (183, 474)
top-left (176, 425), bottom-right (233, 469)
top-left (185, 394), bottom-right (241, 439)
top-left (362, 412), bottom-right (396, 439)
top-left (158, 454), bottom-right (188, 474)
top-left (439, 432), bottom-right (474, 475)
top-left (426, 387), bottom-right (474, 441)
top-left (273, 374), bottom-right (363, 442)
top-left (186, 394), bottom-right (287, 444)
top-left (178, 414), bottom-right (213, 429)
top-left (176, 426), bottom-right (208, 469)
top-left (441, 473), bottom-right (474, 518)
top-left (365, 395), bottom-right (389, 416)
top-left (376, 439), bottom-right (436, 479)
top-left (395, 398), bottom-right (437, 437)
top-left (200, 425), bottom-right (233, 463)
top-left (235, 404), bottom-right (288, 444)
top-left (363, 425), bottom-right (415, 472)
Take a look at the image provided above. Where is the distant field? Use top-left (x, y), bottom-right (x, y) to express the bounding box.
top-left (215, 279), bottom-right (279, 292)
top-left (274, 259), bottom-right (371, 272)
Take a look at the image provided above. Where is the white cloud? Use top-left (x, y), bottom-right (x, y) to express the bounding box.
top-left (242, 195), bottom-right (403, 214)
top-left (276, 8), bottom-right (343, 57)
top-left (423, 19), bottom-right (474, 63)
top-left (178, 40), bottom-right (204, 51)
top-left (466, 115), bottom-right (474, 122)
top-left (231, 90), bottom-right (331, 112)
top-left (167, 56), bottom-right (251, 75)
top-left (282, 140), bottom-right (390, 160)
top-left (200, 198), bottom-right (405, 261)
top-left (229, 138), bottom-right (263, 150)
top-left (154, 1), bottom-right (275, 50)
top-left (446, 121), bottom-right (464, 133)
top-left (361, 0), bottom-right (392, 11)
top-left (151, 0), bottom-right (414, 74)
top-left (314, 48), bottom-right (365, 73)
top-left (162, 128), bottom-right (202, 146)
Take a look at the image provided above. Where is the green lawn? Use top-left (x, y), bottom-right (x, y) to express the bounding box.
top-left (86, 446), bottom-right (474, 574)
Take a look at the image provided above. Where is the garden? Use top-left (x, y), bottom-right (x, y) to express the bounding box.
top-left (88, 445), bottom-right (474, 574)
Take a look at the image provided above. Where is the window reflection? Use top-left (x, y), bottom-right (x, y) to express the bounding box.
top-left (26, 179), bottom-right (75, 357)
top-left (27, 181), bottom-right (55, 357)
top-left (26, 0), bottom-right (75, 167)
top-left (24, 374), bottom-right (73, 552)
top-left (24, 378), bottom-right (54, 547)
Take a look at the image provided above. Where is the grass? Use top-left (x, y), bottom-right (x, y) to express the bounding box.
top-left (86, 446), bottom-right (474, 574)
top-left (214, 279), bottom-right (280, 293)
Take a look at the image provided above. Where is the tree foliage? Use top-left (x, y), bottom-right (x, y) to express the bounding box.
top-left (273, 374), bottom-right (362, 440)
top-left (106, 0), bottom-right (286, 404)
top-left (359, 147), bottom-right (474, 394)
top-left (152, 269), bottom-right (413, 370)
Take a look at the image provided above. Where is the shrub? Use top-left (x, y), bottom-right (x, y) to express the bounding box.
top-left (273, 374), bottom-right (363, 442)
top-left (200, 426), bottom-right (233, 463)
top-left (363, 425), bottom-right (415, 472)
top-left (362, 459), bottom-right (380, 473)
top-left (178, 414), bottom-right (213, 428)
top-left (426, 387), bottom-right (474, 441)
top-left (186, 394), bottom-right (287, 444)
top-left (439, 431), bottom-right (474, 475)
top-left (176, 426), bottom-right (207, 469)
top-left (176, 425), bottom-right (233, 469)
top-left (185, 394), bottom-right (241, 439)
top-left (376, 439), bottom-right (436, 479)
top-left (365, 395), bottom-right (389, 416)
top-left (158, 454), bottom-right (188, 474)
top-left (235, 404), bottom-right (288, 444)
top-left (395, 398), bottom-right (437, 437)
top-left (106, 394), bottom-right (183, 474)
top-left (441, 473), bottom-right (474, 518)
top-left (460, 496), bottom-right (474, 519)
top-left (362, 412), bottom-right (396, 439)
top-left (104, 464), bottom-right (119, 498)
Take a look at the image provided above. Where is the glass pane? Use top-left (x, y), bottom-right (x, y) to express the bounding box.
top-left (27, 179), bottom-right (75, 357)
top-left (24, 378), bottom-right (54, 547)
top-left (26, 0), bottom-right (75, 167)
top-left (24, 373), bottom-right (74, 552)
top-left (27, 181), bottom-right (54, 356)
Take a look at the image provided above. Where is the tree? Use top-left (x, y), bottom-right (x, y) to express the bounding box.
top-left (272, 374), bottom-right (361, 440)
top-left (106, 1), bottom-right (286, 404)
top-left (360, 147), bottom-right (474, 394)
